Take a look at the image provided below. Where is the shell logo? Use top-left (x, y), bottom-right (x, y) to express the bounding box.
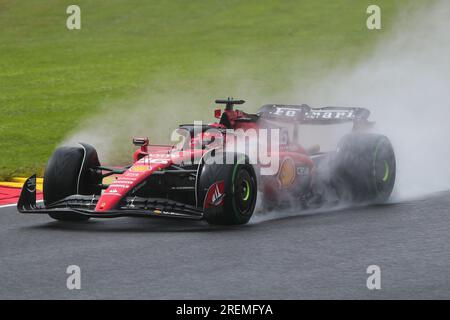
top-left (278, 158), bottom-right (296, 188)
top-left (130, 165), bottom-right (151, 172)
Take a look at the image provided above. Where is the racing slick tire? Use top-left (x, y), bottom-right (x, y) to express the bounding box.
top-left (334, 133), bottom-right (396, 203)
top-left (43, 143), bottom-right (102, 221)
top-left (197, 151), bottom-right (257, 225)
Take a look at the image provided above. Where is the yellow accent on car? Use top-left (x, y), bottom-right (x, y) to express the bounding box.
top-left (130, 165), bottom-right (151, 172)
top-left (278, 158), bottom-right (296, 188)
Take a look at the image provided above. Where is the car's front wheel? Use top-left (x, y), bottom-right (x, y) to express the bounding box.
top-left (43, 143), bottom-right (102, 221)
top-left (197, 151), bottom-right (257, 225)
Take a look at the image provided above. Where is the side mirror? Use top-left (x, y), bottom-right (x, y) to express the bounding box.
top-left (133, 137), bottom-right (149, 154)
top-left (133, 137), bottom-right (149, 147)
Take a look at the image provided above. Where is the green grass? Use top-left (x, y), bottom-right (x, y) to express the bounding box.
top-left (0, 0), bottom-right (421, 179)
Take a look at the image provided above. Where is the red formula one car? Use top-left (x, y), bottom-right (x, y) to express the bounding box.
top-left (18, 99), bottom-right (396, 225)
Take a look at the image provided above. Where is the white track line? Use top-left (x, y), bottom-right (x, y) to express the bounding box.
top-left (0, 203), bottom-right (17, 208)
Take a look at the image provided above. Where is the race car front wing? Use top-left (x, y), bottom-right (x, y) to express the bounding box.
top-left (17, 175), bottom-right (204, 220)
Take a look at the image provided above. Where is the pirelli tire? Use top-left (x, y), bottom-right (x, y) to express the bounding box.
top-left (43, 143), bottom-right (102, 221)
top-left (197, 151), bottom-right (257, 225)
top-left (334, 133), bottom-right (396, 203)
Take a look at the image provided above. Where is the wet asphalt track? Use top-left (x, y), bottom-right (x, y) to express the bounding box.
top-left (0, 192), bottom-right (449, 300)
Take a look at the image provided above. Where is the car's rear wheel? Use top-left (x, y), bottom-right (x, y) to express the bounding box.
top-left (334, 133), bottom-right (396, 203)
top-left (197, 151), bottom-right (257, 225)
top-left (43, 143), bottom-right (102, 221)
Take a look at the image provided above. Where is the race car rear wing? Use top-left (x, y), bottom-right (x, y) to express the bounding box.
top-left (257, 104), bottom-right (373, 128)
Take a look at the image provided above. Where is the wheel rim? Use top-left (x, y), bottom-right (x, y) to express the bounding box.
top-left (241, 180), bottom-right (251, 201)
top-left (234, 169), bottom-right (255, 215)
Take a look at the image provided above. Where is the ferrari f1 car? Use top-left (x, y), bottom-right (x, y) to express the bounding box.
top-left (18, 98), bottom-right (396, 225)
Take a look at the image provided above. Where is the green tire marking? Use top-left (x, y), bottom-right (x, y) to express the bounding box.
top-left (232, 156), bottom-right (247, 186)
top-left (242, 180), bottom-right (251, 201)
top-left (231, 156), bottom-right (248, 215)
top-left (382, 160), bottom-right (390, 182)
top-left (373, 140), bottom-right (386, 193)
